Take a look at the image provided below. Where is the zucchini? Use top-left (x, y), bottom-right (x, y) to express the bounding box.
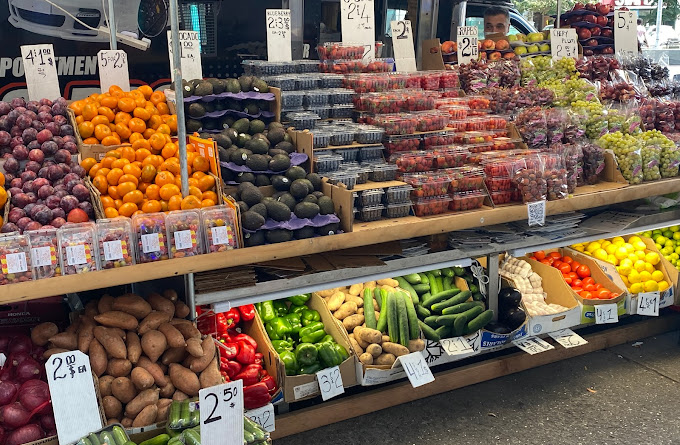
top-left (396, 292), bottom-right (410, 347)
top-left (111, 426), bottom-right (128, 445)
top-left (442, 267), bottom-right (454, 277)
top-left (421, 289), bottom-right (463, 309)
top-left (415, 304), bottom-right (431, 319)
top-left (139, 435), bottom-right (170, 445)
top-left (402, 291), bottom-right (419, 340)
top-left (426, 273), bottom-right (438, 294)
top-left (412, 283), bottom-right (431, 294)
top-left (418, 273), bottom-right (430, 284)
top-left (423, 316), bottom-right (439, 328)
top-left (453, 315), bottom-right (467, 336)
top-left (376, 290), bottom-right (389, 332)
top-left (374, 287), bottom-right (382, 310)
top-left (435, 325), bottom-right (451, 338)
top-left (387, 292), bottom-right (399, 341)
top-left (419, 320), bottom-right (440, 341)
top-left (442, 276), bottom-right (453, 291)
top-left (441, 301), bottom-right (483, 316)
top-left (403, 273), bottom-right (422, 284)
top-left (396, 276), bottom-right (420, 305)
top-left (88, 433), bottom-right (101, 445)
top-left (465, 310), bottom-right (494, 334)
top-left (363, 288), bottom-right (377, 329)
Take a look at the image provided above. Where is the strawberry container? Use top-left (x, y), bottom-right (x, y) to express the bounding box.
top-left (490, 189), bottom-right (521, 205)
top-left (384, 185), bottom-right (413, 204)
top-left (391, 151), bottom-right (434, 173)
top-left (308, 106), bottom-right (331, 119)
top-left (401, 173), bottom-right (450, 198)
top-left (384, 134), bottom-right (420, 153)
top-left (295, 75), bottom-right (321, 90)
top-left (357, 205), bottom-right (385, 222)
top-left (354, 93), bottom-right (404, 113)
top-left (368, 163), bottom-right (398, 182)
top-left (328, 171), bottom-right (358, 190)
top-left (320, 59), bottom-right (365, 74)
top-left (464, 116), bottom-right (497, 131)
top-left (384, 202), bottom-right (411, 218)
top-left (314, 154), bottom-right (343, 173)
top-left (483, 159), bottom-right (516, 178)
top-left (445, 167), bottom-right (485, 193)
top-left (415, 111), bottom-right (449, 132)
top-left (450, 191), bottom-right (486, 211)
top-left (400, 89), bottom-right (437, 111)
top-left (281, 91), bottom-right (305, 108)
top-left (313, 131), bottom-right (331, 148)
top-left (264, 75), bottom-right (296, 91)
top-left (0, 232), bottom-right (33, 284)
top-left (439, 88), bottom-right (465, 98)
top-left (330, 128), bottom-right (356, 146)
top-left (96, 218), bottom-right (135, 269)
top-left (420, 72), bottom-right (442, 90)
top-left (286, 111), bottom-right (321, 130)
top-left (57, 222), bottom-right (99, 275)
top-left (132, 212), bottom-right (168, 263)
top-left (388, 73), bottom-right (409, 90)
top-left (317, 42), bottom-right (364, 60)
top-left (335, 147), bottom-right (360, 162)
top-left (439, 71), bottom-right (460, 89)
top-left (413, 195), bottom-right (452, 217)
top-left (364, 58), bottom-right (394, 73)
top-left (437, 104), bottom-right (469, 120)
top-left (359, 145), bottom-right (384, 161)
top-left (329, 89), bottom-right (354, 105)
top-left (359, 189), bottom-right (385, 206)
top-left (492, 137), bottom-right (519, 151)
top-left (432, 147), bottom-right (468, 168)
top-left (27, 228), bottom-right (60, 279)
top-left (297, 59), bottom-right (320, 73)
top-left (201, 205), bottom-right (239, 253)
top-left (373, 113), bottom-right (418, 135)
top-left (320, 74), bottom-right (345, 88)
top-left (484, 176), bottom-right (513, 192)
top-left (448, 120), bottom-right (468, 132)
top-left (166, 210), bottom-right (204, 259)
top-left (304, 90), bottom-right (330, 107)
top-left (405, 73), bottom-right (425, 88)
top-left (452, 131), bottom-right (495, 144)
top-left (344, 74), bottom-right (391, 93)
top-left (355, 126), bottom-right (384, 144)
top-left (421, 131), bottom-right (457, 149)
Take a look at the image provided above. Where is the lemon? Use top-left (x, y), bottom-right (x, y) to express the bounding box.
top-left (661, 246), bottom-right (674, 256)
top-left (644, 280), bottom-right (659, 292)
top-left (645, 252), bottom-right (660, 265)
top-left (639, 271), bottom-right (652, 282)
top-left (672, 253), bottom-right (680, 260)
top-left (618, 264), bottom-right (632, 276)
top-left (656, 243), bottom-right (663, 250)
top-left (601, 240), bottom-right (612, 249)
top-left (659, 281), bottom-right (670, 292)
top-left (628, 270), bottom-right (641, 283)
top-left (584, 251), bottom-right (592, 256)
top-left (635, 251), bottom-right (647, 260)
top-left (628, 235), bottom-right (642, 245)
top-left (621, 276), bottom-right (630, 287)
top-left (573, 245), bottom-right (585, 252)
top-left (671, 226), bottom-right (679, 232)
top-left (633, 239), bottom-right (647, 250)
top-left (586, 242), bottom-right (601, 253)
top-left (673, 232), bottom-right (680, 241)
top-left (605, 244), bottom-right (618, 255)
top-left (644, 263), bottom-right (655, 274)
top-left (675, 246), bottom-right (680, 255)
top-left (633, 260), bottom-right (646, 272)
top-left (593, 248), bottom-right (608, 261)
top-left (615, 247), bottom-right (630, 260)
top-left (652, 270), bottom-right (665, 282)
top-left (606, 254), bottom-right (618, 266)
top-left (630, 282), bottom-right (644, 294)
top-left (612, 236), bottom-right (625, 245)
top-left (628, 254), bottom-right (640, 263)
top-left (624, 243), bottom-right (635, 253)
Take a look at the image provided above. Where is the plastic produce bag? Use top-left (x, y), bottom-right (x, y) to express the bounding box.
top-left (641, 144), bottom-right (662, 181)
top-left (508, 156), bottom-right (547, 204)
top-left (661, 144), bottom-right (680, 178)
top-left (580, 142), bottom-right (605, 185)
top-left (540, 152), bottom-right (568, 201)
top-left (546, 108), bottom-right (567, 146)
top-left (515, 106), bottom-right (547, 149)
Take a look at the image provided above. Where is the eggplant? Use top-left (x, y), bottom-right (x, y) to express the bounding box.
top-left (499, 287), bottom-right (522, 309)
top-left (503, 307), bottom-right (527, 330)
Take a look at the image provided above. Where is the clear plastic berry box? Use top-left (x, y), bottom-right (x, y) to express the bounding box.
top-left (355, 126), bottom-right (384, 144)
top-left (281, 91), bottom-right (305, 108)
top-left (373, 113), bottom-right (418, 135)
top-left (335, 147), bottom-right (359, 162)
top-left (330, 105), bottom-right (355, 119)
top-left (492, 137), bottom-right (519, 151)
top-left (444, 167), bottom-right (485, 193)
top-left (384, 134), bottom-right (421, 154)
top-left (320, 74), bottom-right (345, 88)
top-left (483, 158), bottom-right (517, 178)
top-left (328, 171), bottom-right (358, 190)
top-left (466, 142), bottom-right (495, 153)
top-left (166, 210), bottom-right (204, 259)
top-left (484, 175), bottom-right (513, 192)
top-left (308, 106), bottom-right (331, 120)
top-left (0, 232), bottom-right (33, 284)
top-left (359, 189), bottom-right (385, 206)
top-left (431, 146), bottom-right (468, 169)
top-left (342, 165), bottom-right (370, 184)
top-left (317, 42), bottom-right (364, 61)
top-left (448, 120), bottom-right (468, 132)
top-left (297, 59), bottom-right (320, 73)
top-left (463, 95), bottom-right (491, 111)
top-left (201, 205), bottom-right (238, 253)
top-left (314, 154), bottom-right (343, 173)
top-left (357, 205), bottom-right (384, 222)
top-left (452, 131), bottom-right (495, 144)
top-left (384, 202), bottom-right (411, 218)
top-left (304, 90), bottom-right (330, 107)
top-left (286, 111), bottom-right (320, 130)
top-left (450, 191), bottom-right (486, 211)
top-left (296, 75), bottom-right (321, 90)
top-left (384, 185), bottom-right (413, 204)
top-left (27, 227), bottom-right (60, 279)
top-left (344, 74), bottom-right (391, 93)
top-left (465, 116), bottom-right (497, 131)
top-left (262, 75), bottom-right (296, 91)
top-left (242, 60), bottom-right (295, 76)
top-left (330, 128), bottom-right (355, 146)
top-left (57, 222), bottom-right (99, 275)
top-left (313, 131), bottom-right (331, 149)
top-left (413, 195), bottom-right (452, 217)
top-left (490, 189), bottom-right (521, 205)
top-left (439, 71), bottom-right (460, 89)
top-left (436, 104), bottom-right (469, 120)
top-left (388, 73), bottom-right (409, 89)
top-left (369, 163), bottom-right (398, 182)
top-left (359, 145), bottom-right (383, 161)
top-left (415, 110), bottom-right (449, 132)
top-left (132, 212), bottom-right (168, 263)
top-left (391, 151), bottom-right (434, 173)
top-left (487, 115), bottom-right (508, 130)
top-left (401, 173), bottom-right (451, 198)
top-left (354, 93), bottom-right (404, 114)
top-left (96, 218), bottom-right (135, 269)
top-left (329, 89), bottom-right (354, 105)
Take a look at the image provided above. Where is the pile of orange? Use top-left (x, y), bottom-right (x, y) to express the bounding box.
top-left (69, 85), bottom-right (177, 147)
top-left (80, 141), bottom-right (218, 218)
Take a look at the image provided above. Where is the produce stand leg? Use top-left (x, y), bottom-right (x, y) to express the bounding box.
top-left (185, 272), bottom-right (196, 321)
top-left (107, 0), bottom-right (117, 50)
top-left (486, 253), bottom-right (499, 321)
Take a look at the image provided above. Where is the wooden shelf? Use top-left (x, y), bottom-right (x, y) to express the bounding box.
top-left (1, 178), bottom-right (677, 304)
top-left (353, 180), bottom-right (406, 191)
top-left (313, 142), bottom-right (383, 150)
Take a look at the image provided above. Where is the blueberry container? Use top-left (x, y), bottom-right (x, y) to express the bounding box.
top-left (335, 147), bottom-right (359, 162)
top-left (281, 91), bottom-right (305, 108)
top-left (296, 75), bottom-right (321, 90)
top-left (330, 128), bottom-right (355, 146)
top-left (308, 106), bottom-right (331, 119)
top-left (384, 185), bottom-right (413, 204)
top-left (357, 205), bottom-right (384, 221)
top-left (297, 59), bottom-right (320, 73)
top-left (313, 131), bottom-right (331, 149)
top-left (328, 171), bottom-right (358, 190)
top-left (329, 89), bottom-right (354, 105)
top-left (286, 111), bottom-right (320, 130)
top-left (314, 154), bottom-right (343, 173)
top-left (359, 145), bottom-right (384, 161)
top-left (355, 125), bottom-right (385, 144)
top-left (264, 75), bottom-right (296, 91)
top-left (369, 163), bottom-right (398, 182)
top-left (385, 202), bottom-right (411, 218)
top-left (320, 74), bottom-right (345, 88)
top-left (330, 104), bottom-right (355, 119)
top-left (342, 165), bottom-right (370, 184)
top-left (359, 189), bottom-right (385, 206)
top-left (304, 90), bottom-right (330, 107)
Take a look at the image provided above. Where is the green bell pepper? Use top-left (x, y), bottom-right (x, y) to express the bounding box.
top-left (255, 302), bottom-right (262, 316)
top-left (300, 329), bottom-right (326, 344)
top-left (267, 317), bottom-right (292, 340)
top-left (298, 363), bottom-right (322, 375)
top-left (260, 301), bottom-right (276, 322)
top-left (298, 321), bottom-right (323, 338)
top-left (287, 294), bottom-right (310, 306)
top-left (301, 309), bottom-right (321, 326)
top-left (295, 343), bottom-right (318, 366)
top-left (265, 322), bottom-right (281, 340)
top-left (319, 335), bottom-right (334, 344)
top-left (271, 340), bottom-right (294, 353)
top-left (289, 304), bottom-right (308, 315)
top-left (279, 351), bottom-right (298, 376)
top-left (273, 301), bottom-right (289, 317)
top-left (284, 313), bottom-right (302, 335)
top-left (333, 343), bottom-right (349, 361)
top-left (317, 342), bottom-right (342, 368)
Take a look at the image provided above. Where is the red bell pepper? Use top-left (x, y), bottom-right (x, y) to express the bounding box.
top-left (235, 363), bottom-right (262, 386)
top-left (243, 381), bottom-right (271, 410)
top-left (238, 304), bottom-right (257, 321)
top-left (233, 333), bottom-right (258, 350)
top-left (254, 352), bottom-right (263, 366)
top-left (222, 360), bottom-right (242, 379)
top-left (260, 375), bottom-right (276, 395)
top-left (237, 341), bottom-right (256, 365)
top-left (217, 309), bottom-right (240, 334)
top-left (219, 342), bottom-right (239, 360)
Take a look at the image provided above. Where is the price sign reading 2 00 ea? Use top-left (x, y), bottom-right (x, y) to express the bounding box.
top-left (200, 380), bottom-right (243, 445)
top-left (456, 26), bottom-right (479, 66)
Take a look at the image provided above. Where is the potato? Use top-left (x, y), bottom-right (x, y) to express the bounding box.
top-left (333, 301), bottom-right (357, 320)
top-left (48, 332), bottom-right (77, 350)
top-left (99, 375), bottom-right (115, 397)
top-left (172, 391), bottom-right (188, 401)
top-left (348, 336), bottom-right (363, 355)
top-left (189, 337), bottom-right (215, 373)
top-left (359, 353), bottom-right (373, 365)
top-left (156, 399), bottom-right (172, 422)
top-left (162, 347), bottom-right (187, 365)
top-left (408, 339), bottom-right (426, 353)
top-left (374, 300), bottom-right (380, 311)
top-left (106, 418), bottom-right (120, 426)
top-left (317, 288), bottom-right (336, 298)
top-left (169, 364), bottom-right (200, 396)
top-left (185, 338), bottom-right (203, 358)
top-left (364, 281), bottom-right (376, 288)
top-left (171, 321), bottom-right (201, 340)
top-left (346, 295), bottom-right (364, 307)
top-left (137, 357), bottom-right (168, 387)
top-left (199, 357), bottom-right (222, 389)
top-left (147, 293), bottom-right (176, 316)
top-left (98, 294), bottom-right (115, 314)
top-left (95, 311), bottom-right (139, 331)
top-left (141, 330), bottom-right (168, 363)
top-left (158, 323), bottom-right (185, 348)
top-left (348, 283), bottom-right (363, 296)
top-left (124, 388), bottom-right (160, 418)
top-left (131, 367), bottom-right (155, 390)
top-left (88, 339), bottom-right (108, 377)
top-left (102, 395), bottom-right (122, 419)
top-left (111, 377), bottom-right (137, 404)
top-left (366, 343), bottom-right (382, 358)
top-left (109, 328), bottom-right (126, 339)
top-left (94, 326), bottom-right (127, 359)
top-left (159, 381), bottom-right (175, 398)
top-left (84, 300), bottom-right (99, 318)
top-left (358, 328), bottom-right (382, 345)
top-left (357, 308), bottom-right (364, 315)
top-left (138, 311), bottom-right (173, 335)
top-left (107, 359), bottom-right (132, 377)
top-left (327, 291), bottom-right (346, 312)
top-left (381, 342), bottom-right (410, 357)
top-left (377, 278), bottom-right (399, 287)
top-left (78, 317), bottom-right (95, 353)
top-left (121, 418), bottom-right (133, 428)
top-left (31, 322), bottom-right (58, 347)
top-left (113, 294), bottom-right (153, 319)
top-left (163, 289), bottom-right (178, 302)
top-left (174, 301), bottom-right (191, 319)
top-left (342, 314), bottom-right (364, 332)
top-left (132, 403), bottom-right (158, 427)
top-left (375, 311), bottom-right (380, 321)
top-left (65, 318), bottom-right (80, 334)
top-left (374, 353), bottom-right (396, 366)
top-left (381, 285), bottom-right (396, 293)
top-left (126, 332), bottom-right (142, 364)
top-left (382, 335), bottom-right (391, 343)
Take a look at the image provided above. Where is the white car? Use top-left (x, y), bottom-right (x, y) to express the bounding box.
top-left (647, 25), bottom-right (680, 48)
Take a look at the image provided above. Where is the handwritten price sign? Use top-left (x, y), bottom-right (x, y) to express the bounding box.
top-left (614, 9), bottom-right (638, 57)
top-left (317, 365), bottom-right (344, 400)
top-left (399, 352), bottom-right (434, 388)
top-left (98, 50), bottom-right (130, 92)
top-left (551, 29), bottom-right (577, 60)
top-left (200, 380), bottom-right (243, 445)
top-left (21, 44), bottom-right (60, 101)
top-left (456, 26), bottom-right (479, 65)
top-left (168, 30), bottom-right (203, 81)
top-left (266, 9), bottom-right (292, 62)
top-left (341, 0), bottom-right (375, 60)
top-left (595, 303), bottom-right (619, 324)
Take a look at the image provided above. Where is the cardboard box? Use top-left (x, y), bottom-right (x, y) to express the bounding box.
top-left (421, 39), bottom-right (446, 71)
top-left (0, 296), bottom-right (68, 332)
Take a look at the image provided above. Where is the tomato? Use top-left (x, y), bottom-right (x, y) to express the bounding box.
top-left (609, 293), bottom-right (620, 298)
top-left (563, 276), bottom-right (573, 285)
top-left (594, 283), bottom-right (603, 291)
top-left (546, 257), bottom-right (555, 265)
top-left (529, 256), bottom-right (538, 261)
top-left (579, 291), bottom-right (593, 299)
top-left (534, 251), bottom-right (546, 260)
top-left (584, 284), bottom-right (597, 292)
top-left (568, 272), bottom-right (578, 280)
top-left (549, 252), bottom-right (562, 259)
top-left (540, 259), bottom-right (552, 266)
top-left (572, 279), bottom-right (582, 288)
top-left (582, 277), bottom-right (595, 286)
top-left (562, 256), bottom-right (573, 264)
top-left (558, 263), bottom-right (572, 274)
top-left (596, 289), bottom-right (611, 299)
top-left (571, 287), bottom-right (583, 293)
top-left (571, 261), bottom-right (581, 272)
top-left (553, 260), bottom-right (563, 269)
top-left (576, 265), bottom-right (591, 279)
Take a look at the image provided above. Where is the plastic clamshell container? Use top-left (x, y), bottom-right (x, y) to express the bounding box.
top-left (201, 205), bottom-right (239, 252)
top-left (421, 131), bottom-right (456, 149)
top-left (297, 59), bottom-right (320, 73)
top-left (437, 104), bottom-right (469, 120)
top-left (132, 212), bottom-right (168, 263)
top-left (344, 74), bottom-right (391, 93)
top-left (296, 75), bottom-right (321, 90)
top-left (27, 228), bottom-right (60, 279)
top-left (359, 145), bottom-right (384, 161)
top-left (463, 95), bottom-right (491, 110)
top-left (0, 232), bottom-right (33, 284)
top-left (343, 166), bottom-right (370, 184)
top-left (486, 115), bottom-right (509, 130)
top-left (328, 171), bottom-right (358, 190)
top-left (320, 74), bottom-right (345, 88)
top-left (484, 159), bottom-right (516, 178)
top-left (314, 154), bottom-right (343, 173)
top-left (391, 151), bottom-right (434, 173)
top-left (335, 147), bottom-right (359, 162)
top-left (384, 185), bottom-right (413, 204)
top-left (450, 191), bottom-right (486, 211)
top-left (330, 105), bottom-right (355, 119)
top-left (264, 75), bottom-right (296, 91)
top-left (493, 137), bottom-right (520, 150)
top-left (448, 120), bottom-right (468, 132)
top-left (329, 89), bottom-right (354, 105)
top-left (412, 195), bottom-right (452, 217)
top-left (308, 106), bottom-right (331, 120)
top-left (402, 173), bottom-right (451, 198)
top-left (286, 111), bottom-right (320, 130)
top-left (385, 202), bottom-right (411, 218)
top-left (466, 142), bottom-right (495, 153)
top-left (166, 210), bottom-right (204, 259)
top-left (358, 205), bottom-right (384, 222)
top-left (490, 189), bottom-right (521, 205)
top-left (490, 128), bottom-right (510, 138)
top-left (485, 175), bottom-right (513, 192)
top-left (359, 189), bottom-right (385, 206)
top-left (304, 90), bottom-right (330, 107)
top-left (432, 147), bottom-right (468, 169)
top-left (96, 218), bottom-right (135, 269)
top-left (280, 91), bottom-right (305, 108)
top-left (313, 131), bottom-right (331, 148)
top-left (384, 134), bottom-right (421, 153)
top-left (453, 131), bottom-right (495, 144)
top-left (415, 110), bottom-right (449, 132)
top-left (372, 113), bottom-right (418, 135)
top-left (330, 128), bottom-right (355, 146)
top-left (445, 167), bottom-right (486, 193)
top-left (369, 163), bottom-right (398, 182)
top-left (438, 71), bottom-right (460, 89)
top-left (355, 126), bottom-right (384, 144)
top-left (317, 42), bottom-right (364, 60)
top-left (57, 222), bottom-right (99, 275)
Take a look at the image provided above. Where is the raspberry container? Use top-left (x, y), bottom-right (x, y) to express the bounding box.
top-left (96, 218), bottom-right (135, 269)
top-left (0, 232), bottom-right (33, 284)
top-left (335, 147), bottom-right (359, 163)
top-left (286, 111), bottom-right (320, 130)
top-left (359, 189), bottom-right (385, 206)
top-left (304, 90), bottom-right (330, 107)
top-left (320, 74), bottom-right (345, 88)
top-left (166, 210), bottom-right (204, 259)
top-left (328, 171), bottom-right (358, 190)
top-left (372, 113), bottom-right (418, 135)
top-left (437, 104), bottom-right (469, 120)
top-left (384, 134), bottom-right (420, 154)
top-left (415, 111), bottom-right (449, 132)
top-left (413, 195), bottom-right (452, 217)
top-left (330, 128), bottom-right (356, 146)
top-left (281, 91), bottom-right (305, 108)
top-left (445, 167), bottom-right (485, 193)
top-left (264, 75), bottom-right (296, 91)
top-left (57, 222), bottom-right (99, 275)
top-left (317, 42), bottom-right (364, 61)
top-left (355, 126), bottom-right (384, 144)
top-left (308, 106), bottom-right (331, 120)
top-left (313, 131), bottom-right (331, 149)
top-left (453, 131), bottom-right (495, 144)
top-left (432, 147), bottom-right (468, 169)
top-left (391, 151), bottom-right (434, 173)
top-left (384, 185), bottom-right (413, 204)
top-left (132, 212), bottom-right (168, 263)
top-left (385, 202), bottom-right (411, 218)
top-left (368, 163), bottom-right (398, 182)
top-left (359, 145), bottom-right (384, 161)
top-left (402, 173), bottom-right (450, 198)
top-left (421, 131), bottom-right (456, 149)
top-left (296, 75), bottom-right (321, 90)
top-left (201, 206), bottom-right (239, 253)
top-left (297, 59), bottom-right (320, 73)
top-left (330, 105), bottom-right (355, 119)
top-left (314, 154), bottom-right (343, 173)
top-left (450, 191), bottom-right (486, 211)
top-left (27, 228), bottom-right (60, 279)
top-left (357, 205), bottom-right (384, 222)
top-left (485, 176), bottom-right (513, 192)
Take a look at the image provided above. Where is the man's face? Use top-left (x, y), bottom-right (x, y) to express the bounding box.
top-left (484, 14), bottom-right (510, 36)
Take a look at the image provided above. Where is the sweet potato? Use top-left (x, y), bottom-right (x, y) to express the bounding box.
top-left (99, 375), bottom-right (115, 397)
top-left (381, 342), bottom-right (410, 357)
top-left (98, 294), bottom-right (115, 314)
top-left (185, 338), bottom-right (203, 358)
top-left (106, 418), bottom-right (120, 426)
top-left (107, 359), bottom-right (132, 377)
top-left (43, 348), bottom-right (67, 359)
top-left (147, 293), bottom-right (176, 316)
top-left (188, 337), bottom-right (215, 373)
top-left (132, 403), bottom-right (158, 427)
top-left (84, 300), bottom-right (99, 318)
top-left (374, 353), bottom-right (396, 366)
top-left (121, 418), bottom-right (133, 428)
top-left (366, 343), bottom-right (382, 358)
top-left (78, 316), bottom-right (95, 353)
top-left (137, 311), bottom-right (173, 335)
top-left (94, 326), bottom-right (127, 359)
top-left (48, 332), bottom-right (77, 350)
top-left (141, 330), bottom-right (167, 363)
top-left (172, 321), bottom-right (201, 340)
top-left (161, 347), bottom-right (187, 365)
top-left (126, 332), bottom-right (142, 364)
top-left (137, 357), bottom-right (168, 387)
top-left (113, 294), bottom-right (152, 319)
top-left (88, 339), bottom-right (108, 377)
top-left (124, 388), bottom-right (160, 418)
top-left (156, 399), bottom-right (172, 422)
top-left (159, 381), bottom-right (175, 398)
top-left (131, 367), bottom-right (155, 390)
top-left (95, 311), bottom-right (138, 331)
top-left (358, 327), bottom-right (382, 345)
top-left (169, 364), bottom-right (200, 396)
top-left (111, 377), bottom-right (137, 404)
top-left (327, 291), bottom-right (345, 311)
top-left (109, 327), bottom-right (126, 339)
top-left (174, 301), bottom-right (191, 319)
top-left (102, 396), bottom-right (122, 420)
top-left (31, 322), bottom-right (58, 347)
top-left (199, 357), bottom-right (222, 389)
top-left (172, 390), bottom-right (188, 401)
top-left (163, 289), bottom-right (178, 302)
top-left (65, 318), bottom-right (80, 334)
top-left (343, 314), bottom-right (364, 332)
top-left (359, 353), bottom-right (373, 365)
top-left (158, 323), bottom-right (185, 348)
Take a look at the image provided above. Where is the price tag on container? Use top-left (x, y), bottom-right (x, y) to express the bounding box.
top-left (456, 26), bottom-right (479, 65)
top-left (595, 303), bottom-right (619, 324)
top-left (614, 9), bottom-right (638, 57)
top-left (399, 351), bottom-right (434, 388)
top-left (512, 336), bottom-right (555, 355)
top-left (98, 50), bottom-right (130, 93)
top-left (527, 200), bottom-right (546, 227)
top-left (551, 28), bottom-right (578, 60)
top-left (440, 337), bottom-right (474, 356)
top-left (46, 351), bottom-right (103, 445)
top-left (21, 44), bottom-right (60, 101)
top-left (168, 30), bottom-right (203, 82)
top-left (637, 291), bottom-right (660, 316)
top-left (266, 9), bottom-right (292, 62)
top-left (246, 403), bottom-right (275, 432)
top-left (316, 365), bottom-right (344, 401)
top-left (390, 20), bottom-right (416, 72)
top-left (200, 380), bottom-right (243, 445)
top-left (4, 252), bottom-right (28, 274)
top-left (548, 328), bottom-right (588, 348)
top-left (341, 0), bottom-right (375, 61)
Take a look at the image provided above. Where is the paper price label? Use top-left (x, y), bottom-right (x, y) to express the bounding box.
top-left (390, 20), bottom-right (417, 72)
top-left (31, 246), bottom-right (53, 267)
top-left (341, 0), bottom-right (375, 60)
top-left (548, 329), bottom-right (588, 348)
top-left (246, 403), bottom-right (275, 432)
top-left (168, 30), bottom-right (203, 82)
top-left (103, 240), bottom-right (124, 261)
top-left (440, 337), bottom-right (474, 356)
top-left (4, 252), bottom-right (28, 274)
top-left (21, 44), bottom-right (60, 101)
top-left (637, 291), bottom-right (660, 316)
top-left (266, 9), bottom-right (292, 62)
top-left (65, 245), bottom-right (87, 266)
top-left (46, 351), bottom-right (103, 445)
top-left (293, 380), bottom-right (319, 400)
top-left (211, 226), bottom-right (230, 246)
top-left (200, 380), bottom-right (243, 445)
top-left (399, 352), bottom-right (434, 388)
top-left (551, 28), bottom-right (578, 60)
top-left (512, 336), bottom-right (555, 355)
top-left (316, 365), bottom-right (344, 401)
top-left (141, 233), bottom-right (161, 253)
top-left (98, 50), bottom-right (130, 93)
top-left (527, 200), bottom-right (546, 227)
top-left (614, 9), bottom-right (638, 57)
top-left (174, 230), bottom-right (194, 250)
top-left (595, 303), bottom-right (619, 324)
top-left (456, 26), bottom-right (479, 65)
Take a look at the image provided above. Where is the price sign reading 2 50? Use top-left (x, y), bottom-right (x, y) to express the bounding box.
top-left (200, 380), bottom-right (243, 445)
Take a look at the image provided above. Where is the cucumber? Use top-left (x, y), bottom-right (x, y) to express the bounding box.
top-left (402, 291), bottom-right (419, 340)
top-left (412, 283), bottom-right (431, 294)
top-left (190, 404), bottom-right (200, 426)
top-left (431, 269), bottom-right (442, 276)
top-left (179, 399), bottom-right (191, 427)
top-left (403, 273), bottom-right (422, 284)
top-left (442, 276), bottom-right (453, 291)
top-left (473, 292), bottom-right (484, 301)
top-left (419, 320), bottom-right (440, 341)
top-left (376, 291), bottom-right (388, 332)
top-left (396, 276), bottom-right (420, 304)
top-left (453, 315), bottom-right (467, 336)
top-left (421, 289), bottom-right (463, 309)
top-left (423, 316), bottom-right (439, 328)
top-left (418, 273), bottom-right (430, 284)
top-left (469, 283), bottom-right (479, 293)
top-left (430, 295), bottom-right (470, 313)
top-left (441, 301), bottom-right (483, 316)
top-left (374, 287), bottom-right (383, 310)
top-left (420, 292), bottom-right (431, 302)
top-left (396, 292), bottom-right (410, 347)
top-left (442, 267), bottom-right (454, 277)
top-left (458, 304), bottom-right (484, 322)
top-left (363, 288), bottom-right (377, 329)
top-left (168, 399), bottom-right (181, 429)
top-left (415, 304), bottom-right (431, 319)
top-left (112, 426), bottom-right (128, 445)
top-left (435, 325), bottom-right (451, 338)
top-left (453, 266), bottom-right (465, 276)
top-left (139, 435), bottom-right (170, 445)
top-left (434, 314), bottom-right (463, 326)
top-left (183, 429), bottom-right (201, 445)
top-left (244, 417), bottom-right (266, 441)
top-left (426, 273), bottom-right (438, 294)
top-left (99, 432), bottom-right (116, 445)
top-left (465, 310), bottom-right (494, 334)
top-left (387, 292), bottom-right (399, 341)
top-left (88, 433), bottom-right (101, 445)
top-left (167, 437), bottom-right (183, 445)
top-left (77, 439), bottom-right (91, 445)
top-left (434, 276), bottom-right (444, 295)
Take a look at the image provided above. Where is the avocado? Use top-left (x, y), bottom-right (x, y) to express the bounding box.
top-left (215, 133), bottom-right (232, 149)
top-left (265, 229), bottom-right (292, 244)
top-left (269, 154), bottom-right (291, 172)
top-left (242, 210), bottom-right (265, 231)
top-left (252, 133), bottom-right (270, 143)
top-left (303, 194), bottom-right (318, 204)
top-left (237, 181), bottom-right (256, 194)
top-left (299, 179), bottom-right (314, 194)
top-left (194, 81), bottom-right (214, 96)
top-left (240, 186), bottom-right (263, 206)
top-left (269, 122), bottom-right (284, 131)
top-left (249, 119), bottom-right (266, 135)
top-left (264, 200), bottom-right (292, 222)
top-left (221, 167), bottom-right (236, 183)
top-left (231, 149), bottom-right (250, 166)
top-left (219, 116), bottom-right (235, 130)
top-left (190, 78), bottom-right (203, 88)
top-left (199, 132), bottom-right (211, 139)
top-left (259, 100), bottom-right (270, 112)
top-left (294, 202), bottom-right (320, 219)
top-left (207, 78), bottom-right (226, 94)
top-left (249, 203), bottom-right (268, 219)
top-left (236, 201), bottom-right (249, 213)
top-left (318, 196), bottom-right (335, 215)
top-left (316, 223), bottom-right (339, 236)
top-left (268, 148), bottom-right (288, 157)
top-left (244, 102), bottom-right (260, 116)
top-left (244, 230), bottom-right (265, 247)
top-left (284, 133), bottom-right (293, 143)
top-left (276, 192), bottom-right (297, 211)
top-left (255, 175), bottom-right (271, 187)
top-left (218, 147), bottom-right (232, 162)
top-left (289, 179), bottom-right (310, 200)
top-left (188, 102), bottom-right (206, 118)
top-left (246, 154), bottom-right (269, 172)
top-left (231, 118), bottom-right (250, 134)
top-left (214, 99), bottom-right (226, 111)
top-left (236, 172), bottom-right (256, 184)
top-left (182, 80), bottom-right (195, 96)
top-left (246, 138), bottom-right (270, 155)
top-left (203, 101), bottom-right (216, 113)
top-left (225, 78), bottom-right (241, 94)
top-left (203, 118), bottom-right (219, 131)
top-left (224, 128), bottom-right (239, 142)
top-left (306, 173), bottom-right (323, 191)
top-left (252, 78), bottom-right (269, 93)
top-left (275, 141), bottom-right (295, 154)
top-left (285, 166), bottom-right (306, 181)
top-left (236, 133), bottom-right (252, 148)
top-left (186, 119), bottom-right (202, 133)
top-left (238, 75), bottom-right (254, 92)
top-left (267, 128), bottom-right (286, 145)
top-left (313, 191), bottom-right (325, 199)
top-left (271, 175), bottom-right (291, 191)
top-left (224, 98), bottom-right (240, 111)
top-left (294, 226), bottom-right (316, 240)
